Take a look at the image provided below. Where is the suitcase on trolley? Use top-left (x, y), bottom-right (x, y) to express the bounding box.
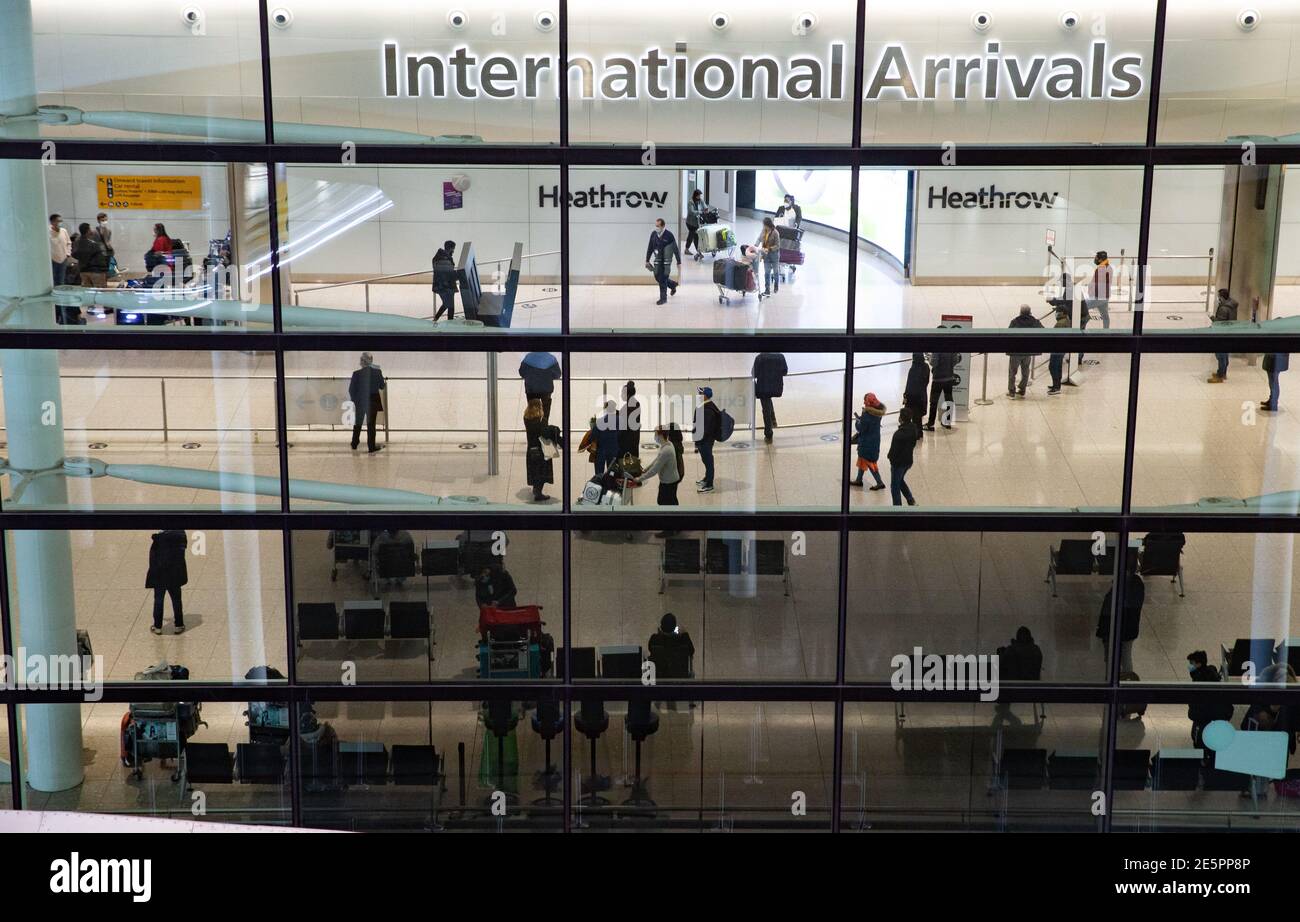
top-left (776, 225), bottom-right (802, 244)
top-left (700, 208), bottom-right (720, 225)
top-left (778, 248), bottom-right (804, 265)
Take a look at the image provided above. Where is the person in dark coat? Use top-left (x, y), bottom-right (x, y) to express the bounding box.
top-left (902, 353), bottom-right (930, 441)
top-left (432, 240), bottom-right (458, 321)
top-left (645, 218), bottom-right (681, 304)
top-left (519, 351), bottom-right (561, 424)
top-left (752, 352), bottom-right (788, 443)
top-left (924, 350), bottom-right (960, 431)
top-left (999, 627), bottom-right (1044, 680)
top-left (852, 392), bottom-right (886, 490)
top-left (1261, 352), bottom-right (1290, 413)
top-left (1186, 650), bottom-right (1233, 748)
top-left (1097, 568), bottom-right (1145, 675)
top-left (523, 397), bottom-right (562, 502)
top-left (475, 560), bottom-right (518, 610)
top-left (594, 400), bottom-right (621, 477)
top-left (617, 381), bottom-right (641, 459)
top-left (1007, 304), bottom-right (1044, 398)
top-left (71, 222), bottom-right (110, 288)
top-left (887, 406), bottom-right (920, 506)
top-left (693, 386), bottom-right (723, 493)
top-left (146, 530), bottom-right (188, 634)
top-left (647, 613), bottom-right (695, 679)
top-left (348, 352), bottom-right (386, 453)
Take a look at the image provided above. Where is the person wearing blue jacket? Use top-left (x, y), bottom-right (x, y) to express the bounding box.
top-left (852, 393), bottom-right (886, 490)
top-left (1262, 353), bottom-right (1290, 413)
top-left (519, 351), bottom-right (561, 424)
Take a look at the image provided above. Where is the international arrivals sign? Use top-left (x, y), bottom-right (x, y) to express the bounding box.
top-left (382, 41), bottom-right (1144, 101)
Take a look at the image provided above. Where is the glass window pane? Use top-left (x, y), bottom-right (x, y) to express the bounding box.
top-left (842, 702), bottom-right (1107, 831)
top-left (0, 349), bottom-right (280, 511)
top-left (572, 528), bottom-right (838, 682)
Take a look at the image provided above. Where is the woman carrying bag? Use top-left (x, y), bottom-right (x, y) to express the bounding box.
top-left (523, 398), bottom-right (562, 502)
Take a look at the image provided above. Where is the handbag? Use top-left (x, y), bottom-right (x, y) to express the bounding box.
top-left (538, 437), bottom-right (559, 460)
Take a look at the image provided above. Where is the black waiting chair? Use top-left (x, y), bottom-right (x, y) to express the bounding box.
top-left (371, 541), bottom-right (417, 597)
top-left (1113, 749), bottom-right (1152, 790)
top-left (574, 698), bottom-right (611, 806)
top-left (236, 743), bottom-right (285, 784)
top-left (300, 736), bottom-right (339, 792)
top-left (660, 537), bottom-right (701, 593)
top-left (1222, 638), bottom-right (1275, 678)
top-left (343, 602), bottom-right (386, 640)
top-left (484, 699), bottom-right (518, 804)
top-left (388, 601), bottom-right (431, 640)
top-left (297, 602), bottom-right (339, 642)
top-left (556, 647), bottom-right (597, 680)
top-left (420, 544), bottom-right (460, 578)
top-left (1203, 765), bottom-right (1247, 792)
top-left (1047, 752), bottom-right (1099, 791)
top-left (339, 742), bottom-right (389, 786)
top-left (1139, 533), bottom-right (1186, 597)
top-left (998, 748), bottom-right (1047, 790)
top-left (623, 698), bottom-right (660, 808)
top-left (183, 742), bottom-right (233, 788)
top-left (1045, 539), bottom-right (1096, 596)
top-left (531, 698), bottom-right (564, 806)
top-left (391, 745), bottom-right (439, 786)
top-left (706, 537), bottom-right (744, 575)
top-left (1152, 751), bottom-right (1203, 791)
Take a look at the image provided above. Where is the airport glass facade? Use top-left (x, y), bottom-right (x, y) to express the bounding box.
top-left (2, 1), bottom-right (1300, 832)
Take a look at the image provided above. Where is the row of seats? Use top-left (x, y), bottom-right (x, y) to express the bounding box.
top-left (297, 601), bottom-right (430, 642)
top-left (660, 536), bottom-right (789, 594)
top-left (1046, 533), bottom-right (1185, 598)
top-left (999, 748), bottom-right (1251, 792)
top-left (183, 741), bottom-right (441, 788)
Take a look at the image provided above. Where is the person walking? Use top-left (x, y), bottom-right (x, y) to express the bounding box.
top-left (693, 386), bottom-right (722, 494)
top-left (432, 239), bottom-right (458, 321)
top-left (1007, 304), bottom-right (1043, 398)
top-left (924, 349), bottom-right (960, 431)
top-left (756, 216), bottom-right (781, 297)
top-left (635, 424), bottom-right (684, 513)
top-left (887, 407), bottom-right (921, 507)
top-left (348, 352), bottom-right (387, 453)
top-left (523, 397), bottom-right (562, 502)
top-left (752, 352), bottom-right (788, 443)
top-left (1261, 352), bottom-right (1290, 413)
top-left (1078, 250), bottom-right (1111, 366)
top-left (49, 213), bottom-right (71, 285)
top-left (72, 222), bottom-right (110, 289)
top-left (519, 351), bottom-right (561, 424)
top-left (902, 353), bottom-right (930, 440)
top-left (645, 218), bottom-right (681, 305)
top-left (1097, 566), bottom-right (1145, 675)
top-left (775, 193), bottom-right (802, 227)
top-left (146, 529), bottom-right (188, 635)
top-left (1046, 304), bottom-right (1071, 395)
top-left (851, 393), bottom-right (887, 490)
top-left (684, 188), bottom-right (708, 257)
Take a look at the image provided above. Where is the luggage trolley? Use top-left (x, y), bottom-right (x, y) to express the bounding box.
top-left (777, 225), bottom-right (804, 283)
top-left (694, 213), bottom-right (737, 263)
top-left (120, 663), bottom-right (205, 782)
top-left (714, 252), bottom-right (758, 305)
top-left (477, 605), bottom-right (553, 679)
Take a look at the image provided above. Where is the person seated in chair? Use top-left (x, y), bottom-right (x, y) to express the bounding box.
top-left (647, 613), bottom-right (695, 679)
top-left (369, 528), bottom-right (415, 589)
top-left (998, 626), bottom-right (1043, 681)
top-left (475, 560), bottom-right (518, 610)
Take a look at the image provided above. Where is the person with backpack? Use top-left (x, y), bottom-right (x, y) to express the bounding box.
top-left (1097, 566), bottom-right (1145, 675)
top-left (924, 350), bottom-right (960, 431)
top-left (1261, 352), bottom-right (1290, 413)
top-left (752, 352), bottom-right (788, 443)
top-left (146, 529), bottom-right (188, 635)
top-left (1207, 289), bottom-right (1238, 383)
top-left (693, 386), bottom-right (723, 494)
top-left (887, 406), bottom-right (921, 507)
top-left (1186, 650), bottom-right (1233, 749)
top-left (852, 392), bottom-right (886, 490)
top-left (432, 240), bottom-right (458, 321)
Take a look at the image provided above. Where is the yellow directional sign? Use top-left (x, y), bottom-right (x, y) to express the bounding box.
top-left (97, 174), bottom-right (202, 210)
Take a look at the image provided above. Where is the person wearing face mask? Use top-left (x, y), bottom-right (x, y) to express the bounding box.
top-left (756, 216), bottom-right (781, 297)
top-left (1185, 650), bottom-right (1232, 749)
top-left (95, 212), bottom-right (113, 250)
top-left (633, 424), bottom-right (684, 516)
top-left (775, 194), bottom-right (802, 228)
top-left (684, 188), bottom-right (708, 257)
top-left (49, 213), bottom-right (71, 285)
top-left (645, 218), bottom-right (681, 305)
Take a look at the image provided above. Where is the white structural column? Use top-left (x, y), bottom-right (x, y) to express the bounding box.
top-left (0, 0), bottom-right (84, 791)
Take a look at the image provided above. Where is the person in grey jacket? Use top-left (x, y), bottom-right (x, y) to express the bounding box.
top-left (646, 218), bottom-right (681, 304)
top-left (634, 424), bottom-right (684, 507)
top-left (684, 189), bottom-right (708, 257)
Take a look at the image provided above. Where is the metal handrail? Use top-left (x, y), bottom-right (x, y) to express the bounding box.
top-left (290, 249), bottom-right (563, 306)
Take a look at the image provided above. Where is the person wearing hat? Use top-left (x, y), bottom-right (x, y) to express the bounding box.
top-left (348, 352), bottom-right (387, 453)
top-left (692, 386), bottom-right (722, 493)
top-left (432, 239), bottom-right (458, 321)
top-left (1079, 250), bottom-right (1112, 366)
top-left (852, 393), bottom-right (887, 490)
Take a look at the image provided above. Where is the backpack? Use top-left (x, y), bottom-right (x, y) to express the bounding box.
top-left (717, 409), bottom-right (736, 442)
